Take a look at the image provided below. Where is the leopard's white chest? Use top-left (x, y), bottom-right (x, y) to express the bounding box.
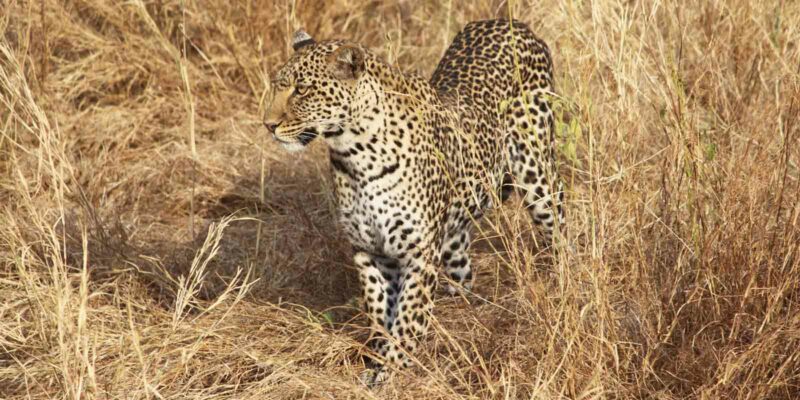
top-left (336, 174), bottom-right (408, 256)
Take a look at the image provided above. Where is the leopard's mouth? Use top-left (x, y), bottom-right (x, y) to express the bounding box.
top-left (297, 131), bottom-right (317, 145)
top-left (274, 129), bottom-right (318, 151)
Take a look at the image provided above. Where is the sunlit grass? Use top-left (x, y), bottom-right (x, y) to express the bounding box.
top-left (1, 0), bottom-right (798, 398)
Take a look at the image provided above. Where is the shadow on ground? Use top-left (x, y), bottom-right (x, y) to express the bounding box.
top-left (63, 153), bottom-right (361, 324)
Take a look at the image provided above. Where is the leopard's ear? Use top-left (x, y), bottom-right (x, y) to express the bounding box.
top-left (292, 29), bottom-right (315, 51)
top-left (329, 44), bottom-right (365, 80)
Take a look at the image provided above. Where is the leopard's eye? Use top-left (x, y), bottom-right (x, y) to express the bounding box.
top-left (294, 82), bottom-right (311, 96)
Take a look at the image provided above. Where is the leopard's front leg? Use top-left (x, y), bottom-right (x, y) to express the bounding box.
top-left (354, 252), bottom-right (399, 348)
top-left (358, 246), bottom-right (438, 386)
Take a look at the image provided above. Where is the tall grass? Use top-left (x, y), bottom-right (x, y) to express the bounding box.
top-left (1, 0), bottom-right (798, 398)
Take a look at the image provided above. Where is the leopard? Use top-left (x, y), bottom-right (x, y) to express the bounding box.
top-left (263, 19), bottom-right (565, 385)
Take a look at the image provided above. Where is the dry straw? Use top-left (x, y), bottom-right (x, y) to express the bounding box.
top-left (1, 0), bottom-right (799, 399)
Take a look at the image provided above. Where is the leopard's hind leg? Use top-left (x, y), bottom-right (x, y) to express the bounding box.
top-left (441, 223), bottom-right (473, 295)
top-left (504, 90), bottom-right (565, 245)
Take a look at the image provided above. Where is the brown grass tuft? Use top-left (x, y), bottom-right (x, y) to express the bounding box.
top-left (1, 0), bottom-right (799, 398)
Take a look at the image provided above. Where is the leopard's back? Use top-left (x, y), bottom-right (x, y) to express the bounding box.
top-left (431, 19), bottom-right (554, 112)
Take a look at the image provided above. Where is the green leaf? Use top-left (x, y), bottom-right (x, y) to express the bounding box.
top-left (704, 142), bottom-right (717, 161)
top-left (320, 311), bottom-right (334, 327)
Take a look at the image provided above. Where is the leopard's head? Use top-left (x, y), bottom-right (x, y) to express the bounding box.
top-left (264, 30), bottom-right (367, 152)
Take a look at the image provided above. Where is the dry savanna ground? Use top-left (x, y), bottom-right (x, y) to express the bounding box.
top-left (2, 0), bottom-right (799, 398)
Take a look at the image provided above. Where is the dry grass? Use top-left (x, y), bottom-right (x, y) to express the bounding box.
top-left (2, 0), bottom-right (799, 398)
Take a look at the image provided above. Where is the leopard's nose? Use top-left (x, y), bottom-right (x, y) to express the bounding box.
top-left (264, 121), bottom-right (279, 134)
